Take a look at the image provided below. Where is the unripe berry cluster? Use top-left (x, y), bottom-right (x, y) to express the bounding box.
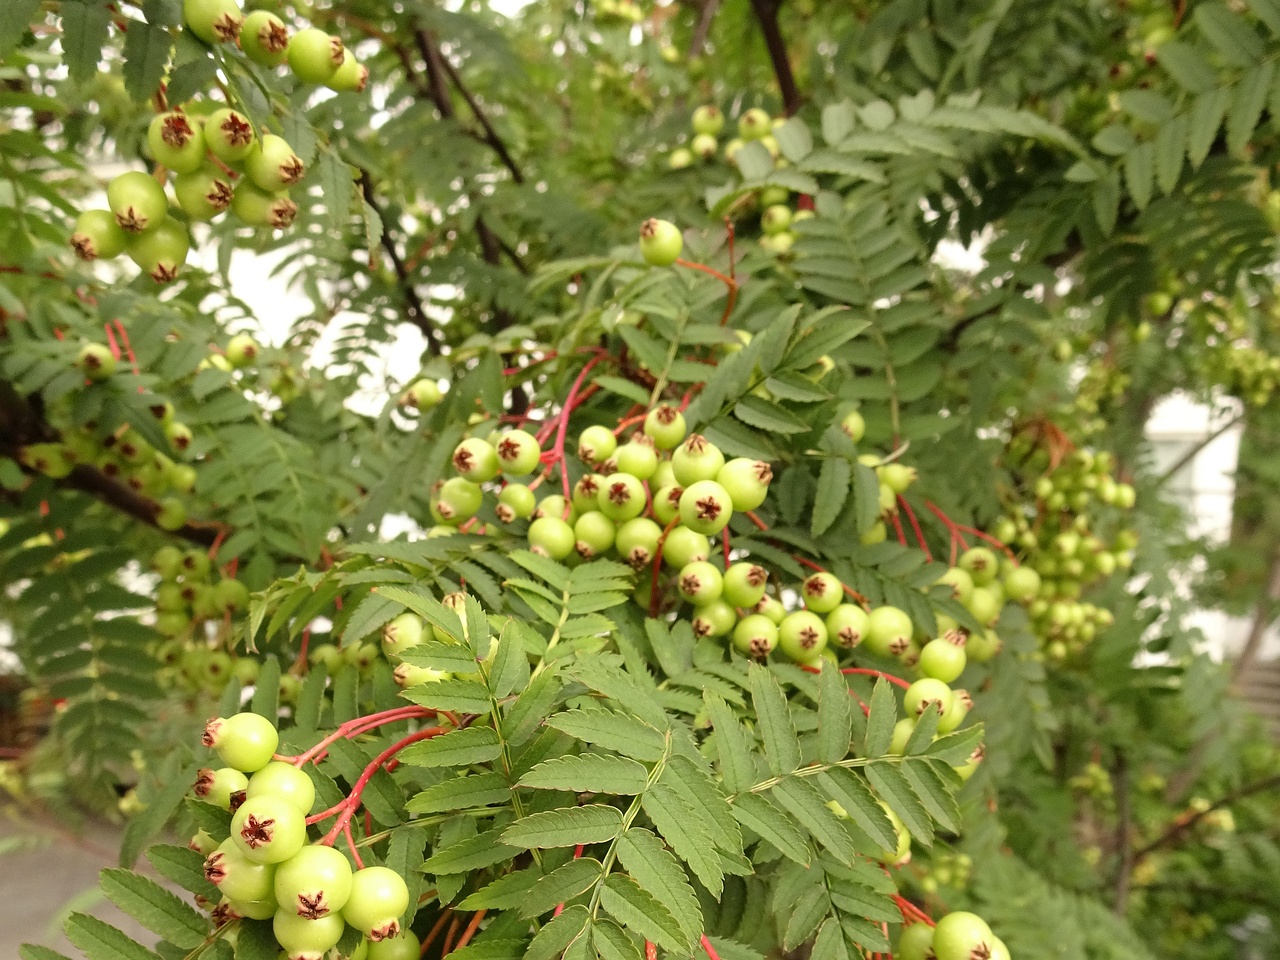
top-left (189, 712), bottom-right (418, 959)
top-left (896, 912), bottom-right (1012, 960)
top-left (69, 2), bottom-right (367, 282)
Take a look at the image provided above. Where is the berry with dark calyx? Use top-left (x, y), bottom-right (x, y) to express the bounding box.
top-left (692, 104), bottom-right (724, 136)
top-left (70, 209), bottom-right (127, 260)
top-left (203, 712), bottom-right (279, 772)
top-left (879, 462), bottom-right (917, 494)
top-left (936, 567), bottom-right (974, 604)
top-left (614, 435), bottom-right (659, 479)
top-left (528, 516), bottom-right (575, 560)
top-left (919, 637), bottom-right (967, 683)
top-left (495, 430), bottom-right (541, 476)
top-left (662, 526), bottom-right (711, 568)
top-left (716, 458), bottom-right (772, 511)
top-left (678, 560), bottom-right (724, 605)
top-left (274, 844), bottom-right (352, 921)
top-left (691, 599), bottom-right (737, 638)
top-left (573, 511), bottom-right (616, 558)
top-left (690, 133), bottom-right (718, 160)
top-left (246, 760), bottom-right (315, 814)
top-left (165, 420), bottom-right (194, 452)
top-left (754, 594), bottom-right (786, 624)
top-left (724, 138), bottom-right (746, 164)
top-left (213, 577), bottom-right (249, 613)
top-left (896, 922), bottom-right (935, 960)
top-left (959, 546), bottom-right (999, 586)
top-left (239, 10), bottom-right (289, 67)
top-left (452, 437), bottom-right (499, 482)
top-left (931, 912), bottom-right (995, 960)
top-left (840, 409), bottom-right (865, 443)
top-left (205, 108), bottom-right (257, 163)
top-left (309, 644), bottom-right (343, 677)
top-left (184, 0), bottom-right (243, 44)
top-left (532, 495), bottom-right (576, 524)
top-left (826, 603), bottom-right (870, 648)
top-left (78, 343), bottom-right (117, 380)
top-left (616, 517), bottom-right (662, 568)
top-left (652, 483), bottom-right (683, 525)
top-left (273, 909), bottom-right (346, 959)
top-left (679, 479), bottom-right (732, 535)
top-left (174, 167), bottom-right (234, 220)
top-left (722, 562), bottom-right (768, 609)
top-left (226, 333), bottom-right (260, 367)
top-left (801, 572), bottom-right (843, 614)
top-left (671, 434), bottom-right (725, 486)
top-left (400, 378), bottom-right (442, 410)
top-left (148, 112), bottom-right (206, 174)
top-left (598, 473), bottom-right (647, 522)
top-left (639, 217), bottom-right (683, 267)
top-left (732, 614), bottom-right (779, 658)
top-left (230, 794), bottom-right (306, 864)
top-left (778, 610), bottom-right (829, 660)
top-left (862, 605), bottom-right (914, 656)
top-left (937, 688), bottom-right (972, 735)
top-left (231, 181), bottom-right (298, 228)
top-left (343, 865), bottom-right (410, 941)
top-left (578, 425), bottom-right (617, 465)
top-left (382, 613), bottom-right (424, 659)
top-left (571, 473), bottom-right (605, 514)
top-left (738, 107), bottom-right (771, 140)
top-left (904, 677), bottom-right (954, 719)
top-left (288, 28), bottom-right (345, 85)
top-left (204, 838), bottom-right (274, 903)
top-left (328, 52), bottom-right (370, 93)
top-left (193, 767), bottom-right (249, 809)
top-left (127, 217), bottom-right (189, 282)
top-left (496, 483), bottom-right (536, 522)
top-left (108, 171), bottom-right (168, 234)
top-left (432, 477), bottom-right (483, 525)
top-left (245, 134), bottom-right (305, 192)
top-left (643, 404), bottom-right (687, 450)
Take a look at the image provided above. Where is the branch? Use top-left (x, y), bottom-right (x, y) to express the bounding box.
top-left (357, 169), bottom-right (444, 355)
top-left (1112, 754), bottom-right (1133, 915)
top-left (748, 0), bottom-right (801, 115)
top-left (1154, 411), bottom-right (1244, 489)
top-left (689, 0), bottom-right (721, 58)
top-left (436, 53), bottom-right (525, 185)
top-left (1134, 771), bottom-right (1280, 863)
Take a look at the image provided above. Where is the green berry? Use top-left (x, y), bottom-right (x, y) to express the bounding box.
top-left (801, 572), bottom-right (843, 613)
top-left (738, 107), bottom-right (771, 140)
top-left (432, 477), bottom-right (482, 524)
top-left (203, 713), bottom-right (279, 772)
top-left (273, 909), bottom-right (346, 958)
top-left (496, 483), bottom-right (536, 522)
top-left (662, 526), bottom-right (710, 568)
top-left (616, 517), bottom-right (663, 568)
top-left (400, 378), bottom-right (443, 410)
top-left (204, 838), bottom-right (274, 903)
top-left (528, 516), bottom-right (575, 560)
top-left (239, 10), bottom-right (289, 66)
top-left (107, 171), bottom-right (168, 234)
top-left (931, 912), bottom-right (995, 960)
top-left (184, 0), bottom-right (243, 44)
top-left (679, 479), bottom-right (732, 535)
top-left (288, 28), bottom-right (345, 85)
top-left (230, 793), bottom-right (306, 864)
top-left (760, 204), bottom-right (792, 235)
top-left (840, 410), bottom-right (865, 443)
top-left (778, 610), bottom-right (829, 660)
top-left (193, 766), bottom-right (248, 809)
top-left (70, 209), bottom-right (127, 260)
top-left (690, 133), bottom-right (717, 160)
top-left (896, 923), bottom-right (934, 960)
top-left (826, 603), bottom-right (870, 649)
top-left (862, 606), bottom-right (913, 657)
top-left (1003, 565), bottom-right (1041, 602)
top-left (732, 614), bottom-right (778, 658)
top-left (753, 595), bottom-right (785, 624)
top-left (653, 483), bottom-right (683, 525)
top-left (597, 473), bottom-right (647, 522)
top-left (245, 134), bottom-right (305, 192)
top-left (937, 688), bottom-right (971, 735)
top-left (918, 637), bottom-right (967, 683)
top-left (904, 678), bottom-right (954, 719)
top-left (639, 217), bottom-right (683, 267)
top-left (174, 166), bottom-right (234, 220)
top-left (342, 866), bottom-right (409, 941)
top-left (574, 511), bottom-right (617, 559)
top-left (205, 108), bottom-right (257, 163)
top-left (367, 932), bottom-right (420, 960)
top-left (148, 112), bottom-right (206, 174)
top-left (643, 404), bottom-right (687, 450)
top-left (77, 343), bottom-right (117, 380)
top-left (246, 760), bottom-right (316, 815)
top-left (572, 474), bottom-right (605, 514)
top-left (578, 425), bottom-right (617, 465)
top-left (716, 458), bottom-right (772, 511)
top-left (328, 51), bottom-right (370, 93)
top-left (533, 495), bottom-right (576, 524)
top-left (937, 567), bottom-right (974, 604)
top-left (231, 181), bottom-right (298, 228)
top-left (614, 435), bottom-right (659, 479)
top-left (274, 844), bottom-right (353, 919)
top-left (691, 599), bottom-right (737, 638)
top-left (677, 560), bottom-right (723, 604)
top-left (156, 497), bottom-right (188, 531)
top-left (452, 437), bottom-right (499, 482)
top-left (671, 434), bottom-right (725, 486)
top-left (495, 430), bottom-right (541, 476)
top-left (692, 105), bottom-right (724, 136)
top-left (959, 546), bottom-right (999, 585)
top-left (722, 562), bottom-right (768, 609)
top-left (127, 217), bottom-right (189, 283)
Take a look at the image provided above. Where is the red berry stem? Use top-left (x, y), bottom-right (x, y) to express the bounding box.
top-left (724, 217), bottom-right (736, 282)
top-left (673, 257), bottom-right (739, 326)
top-left (648, 517), bottom-right (682, 617)
top-left (889, 510), bottom-right (909, 548)
top-left (701, 934), bottom-right (721, 960)
top-left (281, 705), bottom-right (436, 768)
top-left (553, 844), bottom-right (587, 917)
top-left (343, 819), bottom-right (365, 869)
top-left (645, 942), bottom-right (657, 960)
top-left (722, 527), bottom-right (732, 566)
top-left (923, 500), bottom-right (1016, 560)
top-left (894, 892), bottom-right (935, 926)
top-left (318, 726), bottom-right (448, 845)
top-left (612, 410), bottom-right (648, 435)
top-left (840, 667), bottom-right (912, 690)
top-left (420, 908), bottom-right (454, 958)
top-left (922, 500), bottom-right (968, 565)
top-left (452, 909), bottom-right (487, 953)
top-left (898, 496), bottom-right (932, 562)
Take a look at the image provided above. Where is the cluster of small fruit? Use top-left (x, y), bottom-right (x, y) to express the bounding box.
top-left (993, 441), bottom-right (1134, 658)
top-left (665, 106), bottom-right (808, 255)
top-left (1171, 291), bottom-right (1280, 408)
top-left (149, 544), bottom-right (255, 690)
top-left (378, 598), bottom-right (494, 691)
top-left (896, 912), bottom-right (1013, 960)
top-left (916, 850), bottom-right (973, 895)
top-left (68, 1), bottom-right (366, 282)
top-left (191, 712), bottom-right (418, 960)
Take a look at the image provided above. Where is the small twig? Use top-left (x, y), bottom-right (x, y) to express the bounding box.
top-left (1134, 771), bottom-right (1280, 863)
top-left (748, 0), bottom-right (802, 115)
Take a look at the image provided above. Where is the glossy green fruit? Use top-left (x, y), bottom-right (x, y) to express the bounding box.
top-left (203, 713), bottom-right (279, 772)
top-left (193, 767), bottom-right (248, 809)
top-left (965, 586), bottom-right (1001, 627)
top-left (108, 171), bottom-right (168, 234)
top-left (760, 204), bottom-right (792, 235)
top-left (432, 477), bottom-right (483, 524)
top-left (495, 430), bottom-right (541, 476)
top-left (778, 610), bottom-right (829, 660)
top-left (245, 134), bottom-right (305, 192)
top-left (343, 866), bottom-right (410, 941)
top-left (573, 511), bottom-right (616, 558)
top-left (1004, 565), bottom-right (1041, 602)
top-left (691, 599), bottom-right (737, 638)
top-left (273, 908), bottom-right (346, 958)
top-left (671, 435), bottom-right (724, 486)
top-left (918, 638), bottom-right (967, 683)
top-left (205, 108), bottom-right (257, 163)
top-left (931, 912), bottom-right (995, 960)
top-left (639, 217), bottom-right (683, 267)
top-left (367, 931), bottom-right (419, 960)
top-left (204, 838), bottom-right (274, 903)
top-left (690, 133), bottom-right (718, 160)
top-left (77, 343), bottom-right (117, 380)
top-left (801, 572), bottom-right (843, 614)
top-left (904, 678), bottom-right (954, 719)
top-left (937, 567), bottom-right (974, 603)
top-left (496, 482), bottom-right (536, 522)
top-left (937, 688), bottom-right (971, 735)
top-left (826, 604), bottom-right (870, 649)
top-left (692, 104), bottom-right (724, 136)
top-left (597, 473), bottom-right (647, 522)
top-left (240, 10), bottom-right (289, 66)
top-left (840, 409), bottom-right (865, 443)
top-left (677, 560), bottom-right (724, 605)
top-left (452, 438), bottom-right (499, 482)
top-left (528, 516), bottom-right (575, 560)
top-left (643, 404), bottom-right (687, 450)
top-left (401, 378), bottom-right (442, 410)
top-left (231, 181), bottom-right (298, 228)
top-left (738, 107), bottom-right (771, 139)
top-left (731, 613), bottom-right (778, 658)
top-left (959, 546), bottom-right (999, 585)
top-left (614, 437), bottom-right (659, 479)
top-left (896, 922), bottom-right (934, 960)
top-left (616, 517), bottom-right (662, 568)
top-left (288, 28), bottom-right (344, 85)
top-left (70, 209), bottom-right (128, 260)
top-left (862, 605), bottom-right (913, 657)
top-left (577, 425), bottom-right (617, 465)
top-left (230, 794), bottom-right (306, 864)
top-left (184, 0), bottom-right (243, 44)
top-left (156, 497), bottom-right (188, 531)
top-left (274, 844), bottom-right (353, 919)
top-left (381, 613), bottom-right (424, 659)
top-left (213, 577), bottom-right (249, 613)
top-left (328, 51), bottom-right (370, 93)
top-left (722, 562), bottom-right (768, 609)
top-left (246, 761), bottom-right (315, 815)
top-left (679, 480), bottom-right (732, 535)
top-left (148, 112), bottom-right (206, 173)
top-left (716, 458), bottom-right (772, 511)
top-left (174, 167), bottom-right (234, 220)
top-left (662, 526), bottom-right (710, 568)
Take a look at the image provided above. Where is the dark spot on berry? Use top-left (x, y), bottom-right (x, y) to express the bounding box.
top-left (296, 892), bottom-right (329, 920)
top-left (749, 637), bottom-right (770, 657)
top-left (259, 21), bottom-right (289, 53)
top-left (238, 813), bottom-right (276, 848)
top-left (607, 482), bottom-right (632, 504)
top-left (203, 852), bottom-right (228, 885)
top-left (210, 900), bottom-right (240, 924)
top-left (218, 114), bottom-right (254, 148)
top-left (161, 115), bottom-right (196, 148)
top-left (368, 920), bottom-right (401, 943)
top-left (201, 718), bottom-right (221, 748)
top-left (654, 405), bottom-right (678, 424)
top-left (695, 496), bottom-right (722, 521)
top-left (193, 769), bottom-right (215, 798)
top-left (684, 434), bottom-right (710, 454)
top-left (798, 626), bottom-right (819, 649)
top-left (228, 790), bottom-right (246, 813)
top-left (745, 565), bottom-right (767, 587)
top-left (753, 461), bottom-right (773, 484)
top-left (453, 449), bottom-right (474, 473)
top-left (279, 156), bottom-right (305, 186)
top-left (498, 438), bottom-right (522, 461)
top-left (680, 574), bottom-right (701, 595)
top-left (212, 13), bottom-right (243, 43)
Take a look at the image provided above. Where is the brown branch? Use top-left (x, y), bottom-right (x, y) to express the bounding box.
top-left (1112, 754), bottom-right (1133, 915)
top-left (436, 53), bottom-right (525, 185)
top-left (62, 464), bottom-right (224, 547)
top-left (749, 0), bottom-right (801, 115)
top-left (357, 169), bottom-right (444, 355)
top-left (690, 0), bottom-right (721, 58)
top-left (1135, 771), bottom-right (1280, 863)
